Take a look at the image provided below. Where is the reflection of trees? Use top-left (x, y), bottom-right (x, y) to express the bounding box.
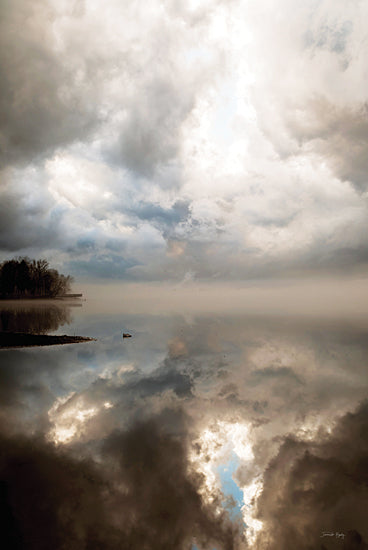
top-left (0, 305), bottom-right (72, 334)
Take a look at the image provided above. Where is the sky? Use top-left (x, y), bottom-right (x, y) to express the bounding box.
top-left (1, 0), bottom-right (368, 284)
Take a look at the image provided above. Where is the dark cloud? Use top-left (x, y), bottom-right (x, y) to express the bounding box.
top-left (124, 363), bottom-right (194, 399)
top-left (0, 0), bottom-right (101, 167)
top-left (130, 199), bottom-right (190, 234)
top-left (254, 401), bottom-right (368, 550)
top-left (250, 366), bottom-right (304, 385)
top-left (67, 254), bottom-right (139, 279)
top-left (0, 167), bottom-right (66, 253)
top-left (0, 344), bottom-right (88, 439)
top-left (102, 414), bottom-right (242, 550)
top-left (0, 433), bottom-right (120, 550)
top-left (76, 361), bottom-right (195, 430)
top-left (0, 415), bottom-right (241, 550)
top-left (287, 97), bottom-right (368, 191)
top-left (0, 0), bottom-right (215, 182)
top-left (110, 76), bottom-right (194, 177)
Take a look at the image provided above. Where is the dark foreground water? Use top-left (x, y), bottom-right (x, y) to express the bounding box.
top-left (0, 298), bottom-right (368, 550)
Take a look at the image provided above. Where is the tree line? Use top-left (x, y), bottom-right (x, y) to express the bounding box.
top-left (0, 258), bottom-right (73, 298)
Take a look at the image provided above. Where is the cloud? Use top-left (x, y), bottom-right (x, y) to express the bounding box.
top-left (254, 401), bottom-right (368, 550)
top-left (0, 167), bottom-right (62, 252)
top-left (0, 433), bottom-right (113, 550)
top-left (109, 75), bottom-right (195, 177)
top-left (130, 200), bottom-right (190, 234)
top-left (68, 253), bottom-right (138, 279)
top-left (245, 0), bottom-right (368, 192)
top-left (249, 366), bottom-right (304, 386)
top-left (102, 414), bottom-right (242, 550)
top-left (0, 415), bottom-right (241, 550)
top-left (286, 98), bottom-right (368, 191)
top-left (0, 0), bottom-right (215, 175)
top-left (0, 0), bottom-right (102, 167)
top-left (1, 0), bottom-right (368, 281)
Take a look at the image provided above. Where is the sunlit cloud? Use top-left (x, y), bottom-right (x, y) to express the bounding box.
top-left (189, 419), bottom-right (262, 543)
top-left (48, 392), bottom-right (105, 444)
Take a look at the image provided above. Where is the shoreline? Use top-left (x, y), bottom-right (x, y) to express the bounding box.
top-left (0, 332), bottom-right (96, 349)
top-left (0, 294), bottom-right (83, 301)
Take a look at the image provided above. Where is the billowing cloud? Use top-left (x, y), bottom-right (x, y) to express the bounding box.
top-left (0, 0), bottom-right (102, 166)
top-left (285, 98), bottom-right (368, 191)
top-left (254, 401), bottom-right (368, 550)
top-left (0, 416), bottom-right (241, 550)
top-left (1, 0), bottom-right (368, 282)
top-left (102, 415), bottom-right (242, 550)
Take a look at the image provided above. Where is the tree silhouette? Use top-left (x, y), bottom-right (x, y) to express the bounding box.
top-left (0, 258), bottom-right (73, 298)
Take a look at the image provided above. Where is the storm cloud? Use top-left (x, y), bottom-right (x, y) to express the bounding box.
top-left (0, 0), bottom-right (102, 166)
top-left (0, 0), bottom-right (367, 281)
top-left (0, 415), bottom-right (241, 550)
top-left (254, 401), bottom-right (368, 550)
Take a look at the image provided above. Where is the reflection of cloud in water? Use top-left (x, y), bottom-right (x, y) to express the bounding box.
top-left (47, 392), bottom-right (100, 444)
top-left (255, 400), bottom-right (368, 549)
top-left (190, 420), bottom-right (263, 545)
top-left (1, 308), bottom-right (368, 548)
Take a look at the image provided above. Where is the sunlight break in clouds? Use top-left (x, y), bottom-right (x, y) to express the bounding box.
top-left (190, 420), bottom-right (263, 545)
top-left (0, 0), bottom-right (368, 283)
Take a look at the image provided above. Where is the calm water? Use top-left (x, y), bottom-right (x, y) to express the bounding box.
top-left (1, 298), bottom-right (367, 549)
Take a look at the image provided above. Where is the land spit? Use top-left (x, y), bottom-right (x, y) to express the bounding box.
top-left (0, 332), bottom-right (96, 349)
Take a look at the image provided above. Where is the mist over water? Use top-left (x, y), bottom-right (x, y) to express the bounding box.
top-left (1, 291), bottom-right (368, 549)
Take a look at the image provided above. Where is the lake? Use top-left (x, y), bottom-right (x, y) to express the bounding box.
top-left (0, 291), bottom-right (367, 549)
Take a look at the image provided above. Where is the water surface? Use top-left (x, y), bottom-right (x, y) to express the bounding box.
top-left (1, 294), bottom-right (367, 549)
